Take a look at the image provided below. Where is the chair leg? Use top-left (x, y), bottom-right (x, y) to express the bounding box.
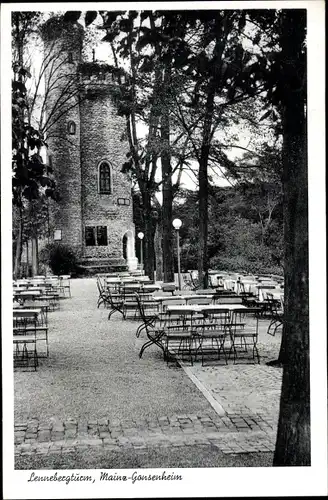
top-left (253, 341), bottom-right (260, 364)
top-left (267, 319), bottom-right (277, 335)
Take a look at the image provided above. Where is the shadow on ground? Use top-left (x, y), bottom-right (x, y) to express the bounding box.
top-left (15, 445), bottom-right (273, 470)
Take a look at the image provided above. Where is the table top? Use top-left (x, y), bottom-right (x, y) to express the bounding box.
top-left (265, 290), bottom-right (284, 300)
top-left (166, 304), bottom-right (247, 313)
top-left (13, 308), bottom-right (41, 317)
top-left (154, 294), bottom-right (212, 302)
top-left (14, 290), bottom-right (42, 296)
top-left (142, 284), bottom-right (161, 290)
top-left (15, 301), bottom-right (48, 310)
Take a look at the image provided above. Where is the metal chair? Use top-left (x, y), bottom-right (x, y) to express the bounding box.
top-left (107, 287), bottom-right (125, 320)
top-left (266, 293), bottom-right (284, 335)
top-left (96, 278), bottom-right (111, 309)
top-left (135, 293), bottom-right (161, 338)
top-left (195, 309), bottom-right (230, 366)
top-left (162, 311), bottom-right (196, 365)
top-left (13, 317), bottom-right (38, 370)
top-left (227, 308), bottom-right (261, 364)
top-left (136, 294), bottom-right (166, 359)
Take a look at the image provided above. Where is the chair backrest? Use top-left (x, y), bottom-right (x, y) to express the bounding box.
top-left (97, 277), bottom-right (104, 294)
top-left (217, 297), bottom-right (243, 304)
top-left (153, 291), bottom-right (172, 297)
top-left (229, 308), bottom-right (260, 334)
top-left (162, 299), bottom-right (185, 312)
top-left (203, 308), bottom-right (230, 326)
top-left (13, 316), bottom-right (30, 330)
top-left (174, 290), bottom-right (194, 296)
top-left (134, 293), bottom-right (156, 330)
top-left (186, 297), bottom-right (212, 305)
top-left (161, 283), bottom-right (176, 292)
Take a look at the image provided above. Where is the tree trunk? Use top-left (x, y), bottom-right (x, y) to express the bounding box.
top-left (142, 191), bottom-right (155, 280)
top-left (13, 207), bottom-right (23, 279)
top-left (161, 79), bottom-right (174, 283)
top-left (31, 235), bottom-right (38, 277)
top-left (273, 10), bottom-right (310, 466)
top-left (198, 84), bottom-right (215, 288)
top-left (26, 240), bottom-right (30, 277)
top-left (154, 218), bottom-right (163, 281)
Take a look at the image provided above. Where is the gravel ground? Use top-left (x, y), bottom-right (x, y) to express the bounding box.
top-left (14, 278), bottom-right (218, 423)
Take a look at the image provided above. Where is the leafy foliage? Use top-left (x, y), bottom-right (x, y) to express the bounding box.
top-left (39, 242), bottom-right (78, 275)
top-left (174, 181), bottom-right (283, 275)
top-left (12, 63), bottom-right (57, 207)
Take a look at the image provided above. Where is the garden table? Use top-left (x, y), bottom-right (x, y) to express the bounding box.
top-left (257, 285), bottom-right (278, 301)
top-left (13, 307), bottom-right (49, 360)
top-left (166, 303), bottom-right (247, 314)
top-left (14, 302), bottom-right (48, 324)
top-left (13, 308), bottom-right (42, 320)
top-left (153, 294), bottom-right (214, 312)
top-left (142, 284), bottom-right (161, 292)
top-left (14, 290), bottom-right (42, 301)
top-left (138, 303), bottom-right (248, 359)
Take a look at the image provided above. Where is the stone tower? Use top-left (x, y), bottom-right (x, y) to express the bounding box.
top-left (41, 17), bottom-right (137, 272)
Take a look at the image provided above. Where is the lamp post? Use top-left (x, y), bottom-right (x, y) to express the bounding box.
top-left (137, 232), bottom-right (144, 269)
top-left (172, 218), bottom-right (182, 290)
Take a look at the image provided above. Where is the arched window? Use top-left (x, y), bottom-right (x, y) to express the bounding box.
top-left (67, 121), bottom-right (76, 135)
top-left (98, 161), bottom-right (112, 194)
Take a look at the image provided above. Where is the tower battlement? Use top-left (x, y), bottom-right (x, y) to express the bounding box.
top-left (79, 62), bottom-right (127, 85)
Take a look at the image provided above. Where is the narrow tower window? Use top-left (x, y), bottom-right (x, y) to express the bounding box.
top-left (67, 121), bottom-right (76, 135)
top-left (98, 161), bottom-right (112, 194)
top-left (68, 52), bottom-right (74, 63)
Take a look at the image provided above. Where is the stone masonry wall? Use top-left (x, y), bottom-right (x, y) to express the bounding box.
top-left (43, 21), bottom-right (84, 257)
top-left (79, 84), bottom-right (134, 259)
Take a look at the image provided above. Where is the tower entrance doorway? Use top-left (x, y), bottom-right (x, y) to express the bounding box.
top-left (122, 230), bottom-right (138, 271)
top-left (122, 234), bottom-right (127, 260)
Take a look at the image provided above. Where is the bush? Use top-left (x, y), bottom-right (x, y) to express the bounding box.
top-left (39, 243), bottom-right (78, 276)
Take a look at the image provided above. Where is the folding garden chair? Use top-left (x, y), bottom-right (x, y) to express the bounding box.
top-left (107, 287), bottom-right (125, 320)
top-left (162, 310), bottom-right (197, 365)
top-left (137, 295), bottom-right (166, 359)
top-left (227, 307), bottom-right (261, 364)
top-left (13, 317), bottom-right (38, 371)
top-left (194, 308), bottom-right (230, 365)
top-left (96, 277), bottom-right (111, 309)
top-left (266, 293), bottom-right (284, 335)
top-left (135, 293), bottom-right (161, 338)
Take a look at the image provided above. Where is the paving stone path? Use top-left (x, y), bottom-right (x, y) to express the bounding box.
top-left (14, 278), bottom-right (283, 462)
top-left (15, 411), bottom-right (277, 457)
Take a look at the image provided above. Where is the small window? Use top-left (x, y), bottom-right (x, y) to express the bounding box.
top-left (67, 121), bottom-right (76, 135)
top-left (117, 197), bottom-right (130, 206)
top-left (98, 161), bottom-right (111, 194)
top-left (97, 226), bottom-right (108, 246)
top-left (85, 226), bottom-right (108, 246)
top-left (68, 52), bottom-right (74, 63)
top-left (54, 229), bottom-right (62, 241)
top-left (85, 226), bottom-right (96, 246)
